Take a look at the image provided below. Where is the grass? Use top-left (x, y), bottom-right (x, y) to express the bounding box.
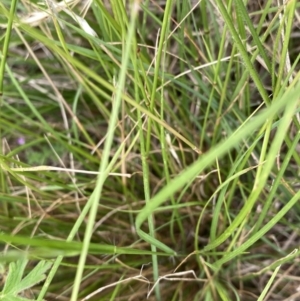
top-left (0, 0), bottom-right (300, 300)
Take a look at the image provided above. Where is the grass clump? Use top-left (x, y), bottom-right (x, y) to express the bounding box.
top-left (0, 0), bottom-right (300, 300)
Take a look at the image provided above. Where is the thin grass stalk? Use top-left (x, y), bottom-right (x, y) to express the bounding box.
top-left (256, 0), bottom-right (273, 35)
top-left (0, 0), bottom-right (18, 96)
top-left (208, 21), bottom-right (230, 146)
top-left (273, 0), bottom-right (296, 97)
top-left (207, 141), bottom-right (259, 246)
top-left (131, 31), bottom-right (162, 301)
top-left (253, 124), bottom-right (300, 233)
top-left (215, 0), bottom-right (270, 105)
top-left (69, 2), bottom-right (139, 297)
top-left (160, 23), bottom-right (185, 248)
top-left (234, 0), bottom-right (272, 73)
top-left (137, 81), bottom-right (161, 300)
top-left (257, 264), bottom-right (281, 301)
top-left (146, 0), bottom-right (173, 153)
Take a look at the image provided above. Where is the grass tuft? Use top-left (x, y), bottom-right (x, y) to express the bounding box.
top-left (0, 0), bottom-right (300, 300)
